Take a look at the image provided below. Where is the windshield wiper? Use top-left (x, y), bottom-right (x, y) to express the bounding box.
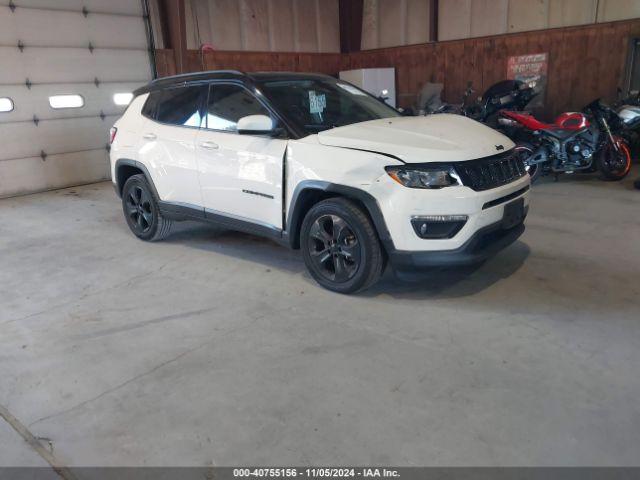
top-left (305, 124), bottom-right (342, 132)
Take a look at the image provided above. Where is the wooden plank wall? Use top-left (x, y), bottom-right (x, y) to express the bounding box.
top-left (155, 18), bottom-right (640, 119)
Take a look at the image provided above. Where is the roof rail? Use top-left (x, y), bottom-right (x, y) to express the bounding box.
top-left (149, 69), bottom-right (246, 84)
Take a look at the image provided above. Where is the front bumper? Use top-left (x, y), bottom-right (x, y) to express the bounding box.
top-left (366, 172), bottom-right (531, 272)
top-left (388, 211), bottom-right (526, 273)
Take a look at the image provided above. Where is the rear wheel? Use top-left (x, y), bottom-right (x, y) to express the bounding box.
top-left (301, 198), bottom-right (385, 294)
top-left (122, 174), bottom-right (172, 241)
top-left (598, 138), bottom-right (632, 181)
top-left (514, 142), bottom-right (542, 183)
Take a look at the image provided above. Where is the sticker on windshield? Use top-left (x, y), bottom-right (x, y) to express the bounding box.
top-left (337, 83), bottom-right (367, 96)
top-left (308, 90), bottom-right (326, 114)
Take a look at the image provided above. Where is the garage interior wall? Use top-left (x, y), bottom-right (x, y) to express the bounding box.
top-left (0, 0), bottom-right (153, 198)
top-left (150, 0), bottom-right (340, 52)
top-left (362, 0), bottom-right (640, 47)
top-left (155, 17), bottom-right (640, 119)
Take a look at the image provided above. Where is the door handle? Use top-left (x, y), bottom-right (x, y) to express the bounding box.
top-left (142, 133), bottom-right (157, 140)
top-left (200, 141), bottom-right (219, 150)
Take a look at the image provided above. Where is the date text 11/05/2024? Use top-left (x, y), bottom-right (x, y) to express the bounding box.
top-left (233, 468), bottom-right (400, 478)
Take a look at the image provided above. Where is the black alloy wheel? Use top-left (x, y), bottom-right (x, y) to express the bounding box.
top-left (126, 184), bottom-right (154, 234)
top-left (121, 174), bottom-right (173, 241)
top-left (308, 214), bottom-right (361, 283)
top-left (301, 198), bottom-right (385, 294)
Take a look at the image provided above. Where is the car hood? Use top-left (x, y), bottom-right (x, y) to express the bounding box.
top-left (317, 114), bottom-right (514, 163)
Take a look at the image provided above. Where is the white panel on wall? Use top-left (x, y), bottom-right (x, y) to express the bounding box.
top-left (0, 0), bottom-right (143, 15)
top-left (207, 0), bottom-right (243, 50)
top-left (471, 0), bottom-right (508, 37)
top-left (548, 0), bottom-right (597, 28)
top-left (317, 0), bottom-right (340, 52)
top-left (0, 48), bottom-right (151, 84)
top-left (0, 150), bottom-right (110, 199)
top-left (0, 2), bottom-right (152, 198)
top-left (597, 0), bottom-right (640, 22)
top-left (240, 0), bottom-right (270, 51)
top-left (182, 0), bottom-right (339, 52)
top-left (379, 0), bottom-right (406, 48)
top-left (361, 0), bottom-right (379, 50)
top-left (293, 0), bottom-right (319, 52)
top-left (0, 9), bottom-right (147, 48)
top-left (406, 0), bottom-right (430, 45)
top-left (438, 0), bottom-right (472, 41)
top-left (269, 0), bottom-right (295, 51)
top-left (361, 0), bottom-right (431, 49)
top-left (433, 0), bottom-right (640, 42)
top-left (0, 83), bottom-right (145, 123)
top-left (0, 117), bottom-right (113, 161)
top-left (508, 0), bottom-right (549, 33)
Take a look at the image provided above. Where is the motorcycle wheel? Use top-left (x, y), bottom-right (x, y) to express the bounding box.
top-left (514, 143), bottom-right (542, 183)
top-left (598, 138), bottom-right (632, 181)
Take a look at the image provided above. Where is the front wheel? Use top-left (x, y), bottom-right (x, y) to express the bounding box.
top-left (300, 198), bottom-right (385, 294)
top-left (513, 142), bottom-right (542, 183)
top-left (598, 137), bottom-right (632, 181)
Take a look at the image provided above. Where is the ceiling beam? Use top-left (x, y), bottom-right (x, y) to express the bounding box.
top-left (339, 0), bottom-right (364, 53)
top-left (429, 0), bottom-right (439, 42)
top-left (158, 0), bottom-right (188, 74)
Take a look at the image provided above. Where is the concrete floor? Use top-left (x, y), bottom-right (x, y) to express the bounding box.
top-left (1, 170), bottom-right (639, 468)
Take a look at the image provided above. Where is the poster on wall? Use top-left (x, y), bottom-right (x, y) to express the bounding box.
top-left (507, 53), bottom-right (548, 109)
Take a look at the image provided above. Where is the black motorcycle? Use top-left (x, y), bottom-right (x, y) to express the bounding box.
top-left (423, 80), bottom-right (537, 127)
top-left (466, 80), bottom-right (538, 125)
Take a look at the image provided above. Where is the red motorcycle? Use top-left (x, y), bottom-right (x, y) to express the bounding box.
top-left (498, 105), bottom-right (631, 183)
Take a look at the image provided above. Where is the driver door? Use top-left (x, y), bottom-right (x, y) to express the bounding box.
top-left (195, 83), bottom-right (287, 230)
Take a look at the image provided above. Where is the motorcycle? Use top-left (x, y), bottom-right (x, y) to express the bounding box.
top-left (582, 97), bottom-right (640, 141)
top-left (611, 90), bottom-right (640, 152)
top-left (498, 105), bottom-right (632, 183)
top-left (421, 80), bottom-right (537, 127)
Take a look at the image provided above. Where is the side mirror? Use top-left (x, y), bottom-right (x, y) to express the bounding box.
top-left (378, 89), bottom-right (390, 103)
top-left (237, 114), bottom-right (275, 135)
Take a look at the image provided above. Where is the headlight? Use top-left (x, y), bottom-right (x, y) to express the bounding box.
top-left (385, 166), bottom-right (462, 189)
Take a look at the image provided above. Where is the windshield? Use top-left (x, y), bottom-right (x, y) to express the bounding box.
top-left (256, 78), bottom-right (400, 135)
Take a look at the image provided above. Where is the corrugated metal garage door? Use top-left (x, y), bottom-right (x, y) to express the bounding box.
top-left (0, 0), bottom-right (153, 198)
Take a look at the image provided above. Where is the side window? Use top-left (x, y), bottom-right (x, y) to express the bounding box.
top-left (141, 91), bottom-right (161, 119)
top-left (206, 84), bottom-right (270, 131)
top-left (156, 85), bottom-right (206, 127)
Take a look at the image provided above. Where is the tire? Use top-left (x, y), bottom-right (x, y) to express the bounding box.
top-left (598, 137), bottom-right (632, 181)
top-left (300, 197), bottom-right (386, 294)
top-left (121, 174), bottom-right (173, 241)
top-left (514, 142), bottom-right (542, 183)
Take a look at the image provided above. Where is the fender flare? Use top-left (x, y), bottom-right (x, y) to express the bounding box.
top-left (285, 180), bottom-right (395, 252)
top-left (113, 159), bottom-right (160, 200)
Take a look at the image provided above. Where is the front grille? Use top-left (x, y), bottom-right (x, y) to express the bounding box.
top-left (455, 151), bottom-right (526, 191)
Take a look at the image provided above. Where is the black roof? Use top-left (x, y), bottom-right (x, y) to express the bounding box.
top-left (134, 70), bottom-right (334, 96)
top-left (248, 71), bottom-right (335, 82)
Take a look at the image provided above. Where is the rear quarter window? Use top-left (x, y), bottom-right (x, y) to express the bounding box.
top-left (157, 86), bottom-right (206, 127)
top-left (141, 91), bottom-right (161, 120)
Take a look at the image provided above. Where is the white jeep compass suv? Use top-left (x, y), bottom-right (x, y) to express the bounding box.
top-left (110, 71), bottom-right (530, 293)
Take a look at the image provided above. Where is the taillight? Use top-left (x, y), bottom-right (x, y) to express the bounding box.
top-left (109, 126), bottom-right (118, 144)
